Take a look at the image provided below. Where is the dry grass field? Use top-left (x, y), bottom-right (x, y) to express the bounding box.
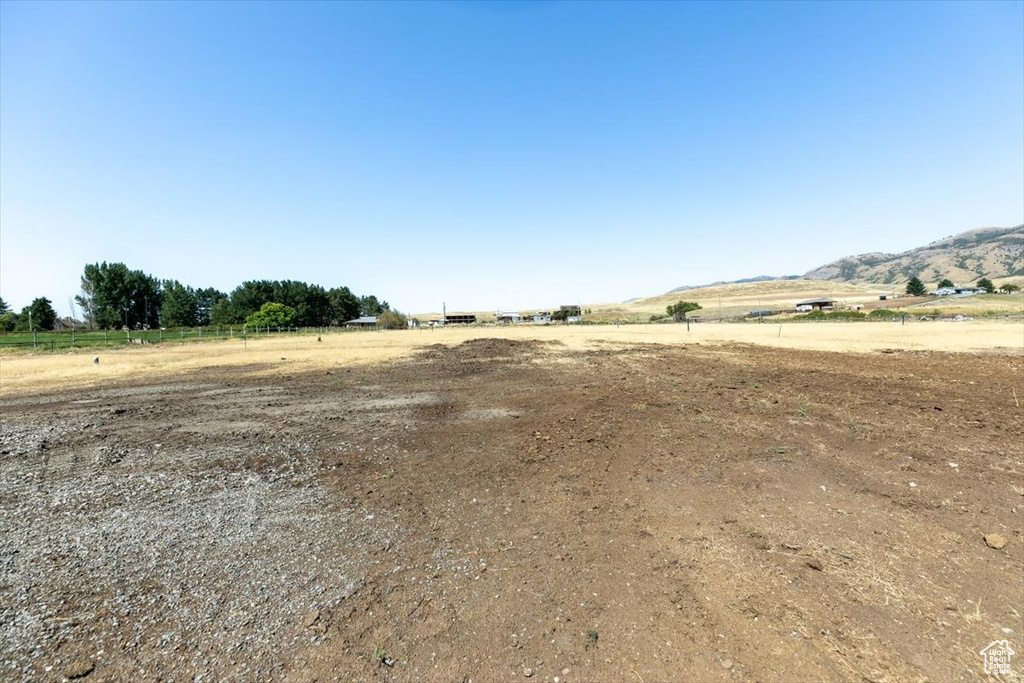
top-left (1, 321), bottom-right (1022, 396)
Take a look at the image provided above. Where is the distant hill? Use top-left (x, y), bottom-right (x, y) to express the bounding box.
top-left (803, 225), bottom-right (1023, 285)
top-left (667, 274), bottom-right (800, 294)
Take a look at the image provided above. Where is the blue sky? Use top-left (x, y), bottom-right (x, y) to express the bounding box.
top-left (1, 1), bottom-right (1022, 316)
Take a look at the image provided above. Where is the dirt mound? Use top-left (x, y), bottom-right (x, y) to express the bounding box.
top-left (418, 337), bottom-right (559, 360)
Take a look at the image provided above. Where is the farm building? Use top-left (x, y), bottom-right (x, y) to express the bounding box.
top-left (345, 316), bottom-right (378, 328)
top-left (934, 287), bottom-right (986, 296)
top-left (444, 314), bottom-right (477, 325)
top-left (560, 305), bottom-right (582, 317)
top-left (496, 311), bottom-right (522, 324)
top-left (795, 298), bottom-right (836, 312)
top-left (533, 312), bottom-right (552, 323)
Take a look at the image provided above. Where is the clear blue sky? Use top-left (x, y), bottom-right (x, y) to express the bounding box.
top-left (2, 1), bottom-right (1022, 316)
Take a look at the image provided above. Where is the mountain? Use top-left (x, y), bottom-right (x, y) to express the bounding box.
top-left (803, 225), bottom-right (1023, 284)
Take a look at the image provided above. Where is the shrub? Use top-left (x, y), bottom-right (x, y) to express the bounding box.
top-left (376, 310), bottom-right (408, 329)
top-left (797, 310), bottom-right (866, 321)
top-left (245, 302), bottom-right (297, 328)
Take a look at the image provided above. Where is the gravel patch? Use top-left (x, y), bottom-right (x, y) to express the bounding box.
top-left (0, 416), bottom-right (387, 681)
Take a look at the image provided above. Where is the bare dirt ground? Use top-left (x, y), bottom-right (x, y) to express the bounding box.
top-left (1, 337), bottom-right (1022, 682)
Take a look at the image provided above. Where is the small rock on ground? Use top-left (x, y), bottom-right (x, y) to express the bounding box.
top-left (65, 658), bottom-right (95, 679)
top-left (984, 533), bottom-right (1008, 549)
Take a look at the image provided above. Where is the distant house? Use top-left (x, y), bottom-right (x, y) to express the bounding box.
top-left (496, 311), bottom-right (521, 324)
top-left (345, 316), bottom-right (378, 328)
top-left (934, 286), bottom-right (986, 296)
top-left (444, 314), bottom-right (477, 325)
top-left (532, 312), bottom-right (552, 324)
top-left (54, 317), bottom-right (84, 330)
top-left (795, 298), bottom-right (835, 312)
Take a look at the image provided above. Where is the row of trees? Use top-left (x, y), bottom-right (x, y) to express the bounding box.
top-left (2, 262), bottom-right (394, 331)
top-left (0, 296), bottom-right (58, 332)
top-left (905, 276), bottom-right (1017, 296)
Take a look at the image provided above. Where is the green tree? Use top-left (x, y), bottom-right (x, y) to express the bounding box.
top-left (273, 280), bottom-right (331, 326)
top-left (210, 298), bottom-right (238, 326)
top-left (227, 280), bottom-right (275, 323)
top-left (22, 297), bottom-right (57, 331)
top-left (0, 297), bottom-right (9, 315)
top-left (905, 276), bottom-right (927, 297)
top-left (160, 280), bottom-right (199, 328)
top-left (77, 262), bottom-right (162, 329)
top-left (667, 301), bottom-right (702, 321)
top-left (328, 286), bottom-right (361, 324)
top-left (376, 309), bottom-right (408, 329)
top-left (1000, 283), bottom-right (1020, 294)
top-left (245, 302), bottom-right (297, 329)
top-left (937, 278), bottom-right (954, 289)
top-left (359, 295), bottom-right (389, 316)
top-left (976, 278), bottom-right (995, 294)
top-left (0, 311), bottom-right (18, 331)
top-left (195, 288), bottom-right (227, 326)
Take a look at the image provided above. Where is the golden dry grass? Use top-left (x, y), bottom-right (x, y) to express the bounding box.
top-left (413, 278), bottom-right (1024, 323)
top-left (586, 279), bottom-right (893, 321)
top-left (2, 321), bottom-right (1021, 397)
top-left (904, 292), bottom-right (1024, 316)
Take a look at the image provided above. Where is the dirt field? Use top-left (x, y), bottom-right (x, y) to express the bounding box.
top-left (1, 329), bottom-right (1022, 682)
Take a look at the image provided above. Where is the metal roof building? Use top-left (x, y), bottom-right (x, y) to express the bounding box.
top-left (345, 316), bottom-right (379, 327)
top-left (795, 298), bottom-right (836, 311)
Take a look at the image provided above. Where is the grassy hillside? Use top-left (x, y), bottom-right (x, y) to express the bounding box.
top-left (804, 225), bottom-right (1023, 284)
top-left (585, 279), bottom-right (891, 322)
